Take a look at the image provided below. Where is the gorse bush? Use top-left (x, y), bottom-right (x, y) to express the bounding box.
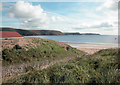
top-left (4, 48), bottom-right (120, 83)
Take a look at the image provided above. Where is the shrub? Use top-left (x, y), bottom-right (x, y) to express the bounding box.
top-left (13, 44), bottom-right (22, 49)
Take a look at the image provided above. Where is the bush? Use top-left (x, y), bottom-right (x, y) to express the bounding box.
top-left (13, 44), bottom-right (22, 49)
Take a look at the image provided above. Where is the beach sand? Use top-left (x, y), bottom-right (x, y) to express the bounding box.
top-left (65, 42), bottom-right (118, 54)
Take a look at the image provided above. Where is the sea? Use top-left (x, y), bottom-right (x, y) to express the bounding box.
top-left (24, 35), bottom-right (118, 45)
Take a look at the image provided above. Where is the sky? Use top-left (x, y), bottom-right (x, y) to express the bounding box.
top-left (0, 0), bottom-right (119, 35)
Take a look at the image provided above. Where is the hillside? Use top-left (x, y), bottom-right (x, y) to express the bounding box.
top-left (64, 32), bottom-right (100, 35)
top-left (0, 27), bottom-right (100, 36)
top-left (2, 38), bottom-right (86, 66)
top-left (64, 32), bottom-right (81, 35)
top-left (3, 48), bottom-right (119, 83)
top-left (1, 38), bottom-right (87, 82)
top-left (1, 38), bottom-right (119, 83)
top-left (0, 27), bottom-right (64, 36)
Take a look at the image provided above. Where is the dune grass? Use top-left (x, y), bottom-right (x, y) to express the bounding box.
top-left (2, 38), bottom-right (86, 66)
top-left (3, 48), bottom-right (120, 83)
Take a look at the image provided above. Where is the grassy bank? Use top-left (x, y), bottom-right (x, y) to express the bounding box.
top-left (2, 38), bottom-right (86, 66)
top-left (3, 48), bottom-right (120, 83)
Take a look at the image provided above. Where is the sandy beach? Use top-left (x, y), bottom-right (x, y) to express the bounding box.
top-left (65, 42), bottom-right (118, 54)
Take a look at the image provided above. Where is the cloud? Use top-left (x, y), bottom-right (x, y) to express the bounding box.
top-left (5, 1), bottom-right (118, 35)
top-left (46, 11), bottom-right (68, 22)
top-left (90, 22), bottom-right (113, 28)
top-left (97, 0), bottom-right (118, 20)
top-left (0, 3), bottom-right (2, 11)
top-left (51, 16), bottom-right (66, 22)
top-left (95, 0), bottom-right (118, 35)
top-left (8, 1), bottom-right (49, 29)
top-left (72, 22), bottom-right (113, 31)
top-left (97, 0), bottom-right (118, 11)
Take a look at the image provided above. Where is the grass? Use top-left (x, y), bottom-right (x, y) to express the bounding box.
top-left (32, 38), bottom-right (40, 43)
top-left (2, 38), bottom-right (86, 66)
top-left (3, 48), bottom-right (120, 83)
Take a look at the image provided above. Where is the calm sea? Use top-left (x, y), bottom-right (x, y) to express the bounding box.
top-left (24, 35), bottom-right (118, 44)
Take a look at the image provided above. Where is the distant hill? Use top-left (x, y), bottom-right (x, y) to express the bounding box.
top-left (64, 32), bottom-right (81, 35)
top-left (64, 32), bottom-right (100, 35)
top-left (0, 27), bottom-right (64, 36)
top-left (81, 33), bottom-right (100, 35)
top-left (0, 27), bottom-right (100, 36)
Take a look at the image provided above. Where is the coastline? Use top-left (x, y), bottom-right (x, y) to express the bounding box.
top-left (65, 42), bottom-right (118, 54)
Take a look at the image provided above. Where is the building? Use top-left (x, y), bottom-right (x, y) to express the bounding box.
top-left (0, 31), bottom-right (23, 38)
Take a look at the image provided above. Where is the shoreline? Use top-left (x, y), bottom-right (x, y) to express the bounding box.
top-left (65, 42), bottom-right (118, 54)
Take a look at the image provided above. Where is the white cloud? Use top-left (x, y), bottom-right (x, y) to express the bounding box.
top-left (94, 0), bottom-right (118, 35)
top-left (8, 1), bottom-right (49, 29)
top-left (6, 1), bottom-right (118, 35)
top-left (97, 0), bottom-right (118, 20)
top-left (0, 3), bottom-right (2, 11)
top-left (46, 11), bottom-right (68, 22)
top-left (97, 0), bottom-right (118, 11)
top-left (90, 22), bottom-right (113, 28)
top-left (51, 16), bottom-right (66, 22)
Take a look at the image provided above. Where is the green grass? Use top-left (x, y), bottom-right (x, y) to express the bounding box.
top-left (2, 38), bottom-right (86, 66)
top-left (32, 38), bottom-right (40, 43)
top-left (3, 48), bottom-right (120, 83)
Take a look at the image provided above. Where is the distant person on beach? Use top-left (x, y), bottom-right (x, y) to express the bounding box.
top-left (115, 38), bottom-right (117, 40)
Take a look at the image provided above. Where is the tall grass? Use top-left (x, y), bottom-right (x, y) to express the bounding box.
top-left (3, 48), bottom-right (120, 83)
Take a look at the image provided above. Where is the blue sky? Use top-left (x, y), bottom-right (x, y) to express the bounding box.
top-left (0, 0), bottom-right (118, 35)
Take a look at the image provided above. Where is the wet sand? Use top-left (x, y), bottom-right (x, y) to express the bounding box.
top-left (65, 42), bottom-right (118, 54)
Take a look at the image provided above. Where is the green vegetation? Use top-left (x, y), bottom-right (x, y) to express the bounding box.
top-left (1, 27), bottom-right (64, 36)
top-left (2, 38), bottom-right (85, 66)
top-left (3, 48), bottom-right (119, 83)
top-left (1, 27), bottom-right (100, 36)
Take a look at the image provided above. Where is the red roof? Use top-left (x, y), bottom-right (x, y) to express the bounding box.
top-left (0, 31), bottom-right (23, 38)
